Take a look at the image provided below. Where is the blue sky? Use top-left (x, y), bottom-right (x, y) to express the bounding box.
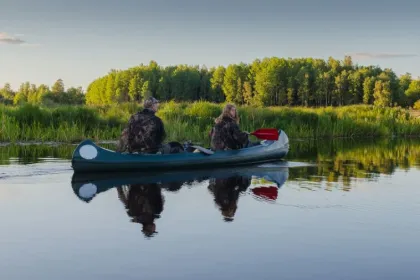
top-left (1, 0), bottom-right (419, 90)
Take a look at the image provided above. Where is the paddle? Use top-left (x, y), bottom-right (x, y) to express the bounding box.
top-left (191, 145), bottom-right (214, 155)
top-left (251, 186), bottom-right (278, 201)
top-left (187, 128), bottom-right (279, 155)
top-left (248, 128), bottom-right (279, 140)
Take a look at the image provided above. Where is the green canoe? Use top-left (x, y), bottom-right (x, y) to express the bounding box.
top-left (71, 129), bottom-right (289, 173)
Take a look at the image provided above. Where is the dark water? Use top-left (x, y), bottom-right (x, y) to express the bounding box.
top-left (1, 138), bottom-right (420, 280)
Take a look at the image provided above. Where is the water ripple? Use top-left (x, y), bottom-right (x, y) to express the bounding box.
top-left (0, 160), bottom-right (72, 180)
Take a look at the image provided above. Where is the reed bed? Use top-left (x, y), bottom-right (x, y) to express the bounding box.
top-left (1, 102), bottom-right (420, 143)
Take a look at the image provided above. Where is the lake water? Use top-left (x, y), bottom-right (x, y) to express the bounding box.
top-left (1, 138), bottom-right (420, 280)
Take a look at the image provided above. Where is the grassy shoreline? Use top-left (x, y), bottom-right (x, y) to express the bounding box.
top-left (1, 102), bottom-right (420, 144)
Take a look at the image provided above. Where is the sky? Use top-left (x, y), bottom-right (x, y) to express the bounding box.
top-left (1, 0), bottom-right (419, 90)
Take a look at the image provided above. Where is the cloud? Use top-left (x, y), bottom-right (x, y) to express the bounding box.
top-left (0, 32), bottom-right (25, 45)
top-left (349, 52), bottom-right (418, 59)
top-left (20, 43), bottom-right (41, 47)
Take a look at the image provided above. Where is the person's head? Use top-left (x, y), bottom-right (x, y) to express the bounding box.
top-left (221, 204), bottom-right (237, 220)
top-left (216, 104), bottom-right (239, 123)
top-left (143, 97), bottom-right (160, 112)
top-left (142, 222), bottom-right (157, 237)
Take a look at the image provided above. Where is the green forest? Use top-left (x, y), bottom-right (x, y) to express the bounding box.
top-left (0, 78), bottom-right (85, 106)
top-left (1, 56), bottom-right (420, 109)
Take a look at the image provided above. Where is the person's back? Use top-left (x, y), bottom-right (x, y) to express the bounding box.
top-left (127, 107), bottom-right (165, 153)
top-left (117, 97), bottom-right (165, 154)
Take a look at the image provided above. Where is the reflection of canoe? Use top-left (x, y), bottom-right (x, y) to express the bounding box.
top-left (71, 162), bottom-right (289, 202)
top-left (71, 130), bottom-right (289, 173)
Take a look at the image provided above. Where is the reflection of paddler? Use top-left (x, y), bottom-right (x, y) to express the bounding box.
top-left (117, 183), bottom-right (164, 238)
top-left (207, 176), bottom-right (251, 222)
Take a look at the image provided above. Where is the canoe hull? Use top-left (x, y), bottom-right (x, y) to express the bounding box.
top-left (71, 130), bottom-right (289, 173)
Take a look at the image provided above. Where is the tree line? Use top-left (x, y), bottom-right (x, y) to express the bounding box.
top-left (2, 56), bottom-right (420, 108)
top-left (0, 79), bottom-right (85, 106)
top-left (85, 56), bottom-right (420, 108)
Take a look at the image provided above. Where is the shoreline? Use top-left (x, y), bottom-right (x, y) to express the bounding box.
top-left (2, 135), bottom-right (420, 147)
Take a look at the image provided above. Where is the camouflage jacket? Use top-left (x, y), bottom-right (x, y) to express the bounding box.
top-left (210, 116), bottom-right (249, 151)
top-left (117, 108), bottom-right (166, 153)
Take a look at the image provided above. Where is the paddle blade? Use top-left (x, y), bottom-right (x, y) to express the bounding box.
top-left (251, 186), bottom-right (278, 200)
top-left (250, 128), bottom-right (279, 140)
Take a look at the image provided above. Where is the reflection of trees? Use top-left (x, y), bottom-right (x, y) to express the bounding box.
top-left (117, 184), bottom-right (164, 238)
top-left (207, 176), bottom-right (251, 222)
top-left (288, 138), bottom-right (420, 188)
top-left (6, 136), bottom-right (420, 193)
top-left (3, 138), bottom-right (420, 172)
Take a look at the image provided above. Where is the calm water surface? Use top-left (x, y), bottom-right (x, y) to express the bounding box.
top-left (1, 139), bottom-right (420, 280)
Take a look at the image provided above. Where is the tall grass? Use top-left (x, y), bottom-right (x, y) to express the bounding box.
top-left (1, 102), bottom-right (420, 143)
top-left (0, 104), bottom-right (125, 142)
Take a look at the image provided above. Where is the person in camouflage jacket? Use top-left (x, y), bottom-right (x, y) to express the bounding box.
top-left (210, 104), bottom-right (250, 151)
top-left (116, 97), bottom-right (166, 154)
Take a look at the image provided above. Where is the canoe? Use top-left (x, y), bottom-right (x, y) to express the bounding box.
top-left (71, 162), bottom-right (290, 202)
top-left (71, 129), bottom-right (289, 173)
